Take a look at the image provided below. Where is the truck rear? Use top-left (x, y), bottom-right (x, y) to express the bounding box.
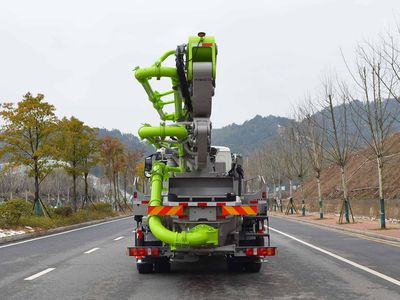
top-left (127, 33), bottom-right (276, 273)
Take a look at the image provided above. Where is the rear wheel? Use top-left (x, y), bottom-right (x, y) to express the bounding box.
top-left (137, 263), bottom-right (153, 274)
top-left (154, 258), bottom-right (171, 273)
top-left (244, 261), bottom-right (262, 273)
top-left (227, 258), bottom-right (245, 272)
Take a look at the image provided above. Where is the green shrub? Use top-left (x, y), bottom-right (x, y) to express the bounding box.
top-left (0, 199), bottom-right (32, 225)
top-left (54, 206), bottom-right (73, 217)
top-left (90, 202), bottom-right (113, 213)
top-left (19, 215), bottom-right (55, 229)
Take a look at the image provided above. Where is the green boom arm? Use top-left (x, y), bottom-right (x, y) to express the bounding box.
top-left (134, 34), bottom-right (219, 248)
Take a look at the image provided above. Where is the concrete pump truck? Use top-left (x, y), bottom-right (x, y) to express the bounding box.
top-left (127, 33), bottom-right (276, 273)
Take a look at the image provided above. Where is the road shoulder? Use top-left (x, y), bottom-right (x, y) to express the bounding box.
top-left (270, 212), bottom-right (400, 245)
top-left (0, 214), bottom-right (132, 245)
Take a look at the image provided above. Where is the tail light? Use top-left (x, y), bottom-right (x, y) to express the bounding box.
top-left (245, 248), bottom-right (254, 256)
top-left (128, 247), bottom-right (160, 257)
top-left (244, 247), bottom-right (277, 257)
top-left (136, 229), bottom-right (144, 239)
top-left (257, 247), bottom-right (276, 256)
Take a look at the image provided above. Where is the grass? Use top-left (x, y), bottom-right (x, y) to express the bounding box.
top-left (0, 201), bottom-right (122, 231)
top-left (17, 209), bottom-right (119, 230)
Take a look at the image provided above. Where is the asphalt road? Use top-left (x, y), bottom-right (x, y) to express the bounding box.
top-left (1, 216), bottom-right (400, 300)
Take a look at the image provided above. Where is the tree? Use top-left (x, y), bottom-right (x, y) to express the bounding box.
top-left (0, 93), bottom-right (58, 215)
top-left (317, 78), bottom-right (359, 223)
top-left (298, 99), bottom-right (326, 219)
top-left (120, 147), bottom-right (144, 205)
top-left (279, 122), bottom-right (308, 216)
top-left (101, 136), bottom-right (125, 210)
top-left (80, 126), bottom-right (100, 208)
top-left (57, 117), bottom-right (85, 211)
top-left (345, 44), bottom-right (398, 228)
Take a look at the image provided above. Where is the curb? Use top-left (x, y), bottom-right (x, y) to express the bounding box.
top-left (270, 213), bottom-right (400, 244)
top-left (0, 214), bottom-right (132, 245)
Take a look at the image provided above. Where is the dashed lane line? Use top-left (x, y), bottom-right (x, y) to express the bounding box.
top-left (114, 236), bottom-right (124, 241)
top-left (269, 226), bottom-right (400, 287)
top-left (84, 247), bottom-right (99, 254)
top-left (24, 268), bottom-right (56, 281)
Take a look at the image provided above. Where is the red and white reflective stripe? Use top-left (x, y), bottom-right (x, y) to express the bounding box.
top-left (164, 201), bottom-right (240, 207)
top-left (192, 42), bottom-right (213, 47)
top-left (127, 247), bottom-right (160, 257)
top-left (248, 199), bottom-right (267, 204)
top-left (245, 247), bottom-right (276, 256)
top-left (132, 200), bottom-right (149, 205)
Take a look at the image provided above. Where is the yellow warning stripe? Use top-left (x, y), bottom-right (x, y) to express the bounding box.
top-left (166, 206), bottom-right (181, 215)
top-left (148, 206), bottom-right (183, 216)
top-left (242, 206), bottom-right (256, 214)
top-left (148, 206), bottom-right (163, 215)
top-left (222, 206), bottom-right (257, 215)
top-left (224, 206), bottom-right (239, 215)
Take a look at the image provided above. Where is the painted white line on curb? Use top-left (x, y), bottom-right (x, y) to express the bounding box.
top-left (84, 247), bottom-right (99, 254)
top-left (0, 216), bottom-right (131, 249)
top-left (269, 226), bottom-right (400, 287)
top-left (24, 268), bottom-right (55, 281)
top-left (114, 236), bottom-right (124, 241)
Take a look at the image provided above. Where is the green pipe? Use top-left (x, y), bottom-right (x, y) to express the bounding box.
top-left (138, 125), bottom-right (188, 141)
top-left (148, 162), bottom-right (218, 247)
top-left (135, 66), bottom-right (182, 121)
top-left (153, 50), bottom-right (176, 67)
top-left (135, 66), bottom-right (179, 82)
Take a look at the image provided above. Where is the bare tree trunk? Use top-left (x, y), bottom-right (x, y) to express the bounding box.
top-left (377, 157), bottom-right (386, 229)
top-left (72, 174), bottom-right (77, 212)
top-left (317, 175), bottom-right (323, 219)
top-left (113, 172), bottom-right (118, 211)
top-left (123, 174), bottom-right (127, 201)
top-left (340, 166), bottom-right (351, 223)
top-left (34, 174), bottom-right (41, 216)
top-left (300, 178), bottom-right (305, 216)
top-left (81, 172), bottom-right (89, 209)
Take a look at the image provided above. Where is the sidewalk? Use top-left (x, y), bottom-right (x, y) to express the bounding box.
top-left (269, 211), bottom-right (400, 244)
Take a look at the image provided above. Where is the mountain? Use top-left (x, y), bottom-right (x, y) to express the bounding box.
top-left (98, 98), bottom-right (400, 157)
top-left (211, 115), bottom-right (293, 155)
top-left (97, 128), bottom-right (153, 154)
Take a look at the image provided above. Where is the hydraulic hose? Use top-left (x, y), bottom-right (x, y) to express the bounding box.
top-left (148, 162), bottom-right (218, 247)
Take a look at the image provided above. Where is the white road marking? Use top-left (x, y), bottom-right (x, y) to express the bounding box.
top-left (114, 236), bottom-right (124, 241)
top-left (0, 216), bottom-right (132, 249)
top-left (269, 226), bottom-right (400, 287)
top-left (84, 247), bottom-right (99, 254)
top-left (24, 268), bottom-right (55, 281)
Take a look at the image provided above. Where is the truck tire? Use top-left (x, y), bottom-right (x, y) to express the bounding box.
top-left (227, 259), bottom-right (245, 272)
top-left (244, 261), bottom-right (262, 273)
top-left (154, 258), bottom-right (171, 273)
top-left (137, 263), bottom-right (153, 274)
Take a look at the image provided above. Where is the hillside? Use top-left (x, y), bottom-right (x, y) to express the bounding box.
top-left (294, 133), bottom-right (400, 218)
top-left (211, 115), bottom-right (293, 155)
top-left (97, 128), bottom-right (153, 154)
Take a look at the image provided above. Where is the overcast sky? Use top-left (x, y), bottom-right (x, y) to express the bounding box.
top-left (1, 0), bottom-right (400, 133)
